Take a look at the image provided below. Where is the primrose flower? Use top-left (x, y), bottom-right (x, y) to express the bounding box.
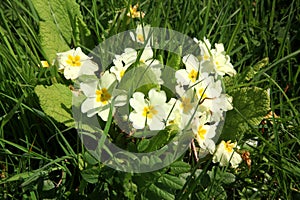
top-left (201, 43), bottom-right (236, 77)
top-left (194, 73), bottom-right (222, 101)
top-left (112, 47), bottom-right (163, 84)
top-left (56, 47), bottom-right (97, 80)
top-left (192, 117), bottom-right (217, 154)
top-left (110, 48), bottom-right (137, 81)
top-left (127, 4), bottom-right (145, 19)
top-left (129, 88), bottom-right (169, 130)
top-left (194, 37), bottom-right (212, 63)
top-left (208, 94), bottom-right (233, 122)
top-left (130, 24), bottom-right (152, 46)
top-left (212, 140), bottom-right (242, 168)
top-left (165, 89), bottom-right (199, 130)
top-left (40, 60), bottom-right (50, 68)
top-left (175, 54), bottom-right (201, 86)
top-left (80, 71), bottom-right (117, 121)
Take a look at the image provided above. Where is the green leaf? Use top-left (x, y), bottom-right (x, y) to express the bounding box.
top-left (148, 184), bottom-right (174, 200)
top-left (208, 167), bottom-right (236, 185)
top-left (142, 125), bottom-right (179, 152)
top-left (83, 151), bottom-right (98, 166)
top-left (31, 0), bottom-right (89, 61)
top-left (221, 86), bottom-right (270, 140)
top-left (158, 174), bottom-right (185, 190)
top-left (169, 161), bottom-right (191, 174)
top-left (166, 46), bottom-right (182, 70)
top-left (35, 83), bottom-right (74, 127)
top-left (221, 172), bottom-right (236, 184)
top-left (208, 185), bottom-right (227, 200)
top-left (81, 167), bottom-right (101, 184)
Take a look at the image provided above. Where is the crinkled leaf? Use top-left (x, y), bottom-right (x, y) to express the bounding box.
top-left (31, 0), bottom-right (90, 61)
top-left (148, 184), bottom-right (174, 200)
top-left (35, 83), bottom-right (74, 127)
top-left (221, 86), bottom-right (270, 140)
top-left (158, 174), bottom-right (185, 190)
top-left (208, 185), bottom-right (227, 200)
top-left (207, 167), bottom-right (236, 184)
top-left (169, 161), bottom-right (191, 174)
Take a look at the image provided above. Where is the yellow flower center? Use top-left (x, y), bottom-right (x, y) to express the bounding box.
top-left (137, 34), bottom-right (145, 43)
top-left (197, 125), bottom-right (207, 140)
top-left (120, 70), bottom-right (125, 78)
top-left (95, 88), bottom-right (111, 105)
top-left (224, 140), bottom-right (235, 153)
top-left (188, 69), bottom-right (198, 83)
top-left (198, 87), bottom-right (207, 99)
top-left (203, 54), bottom-right (209, 60)
top-left (168, 120), bottom-right (175, 124)
top-left (142, 105), bottom-right (158, 119)
top-left (66, 55), bottom-right (81, 67)
top-left (180, 97), bottom-right (193, 113)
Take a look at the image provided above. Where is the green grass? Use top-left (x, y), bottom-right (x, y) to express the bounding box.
top-left (1, 0), bottom-right (300, 199)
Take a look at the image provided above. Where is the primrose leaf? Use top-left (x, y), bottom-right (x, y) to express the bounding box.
top-left (221, 86), bottom-right (270, 140)
top-left (158, 174), bottom-right (185, 190)
top-left (35, 83), bottom-right (74, 127)
top-left (169, 161), bottom-right (191, 174)
top-left (148, 184), bottom-right (174, 200)
top-left (81, 167), bottom-right (101, 184)
top-left (31, 0), bottom-right (90, 61)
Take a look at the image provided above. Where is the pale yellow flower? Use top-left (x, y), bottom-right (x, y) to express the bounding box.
top-left (127, 4), bottom-right (145, 19)
top-left (213, 140), bottom-right (242, 168)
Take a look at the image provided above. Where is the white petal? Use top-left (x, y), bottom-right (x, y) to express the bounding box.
top-left (74, 47), bottom-right (91, 61)
top-left (130, 92), bottom-right (147, 112)
top-left (182, 54), bottom-right (200, 72)
top-left (175, 69), bottom-right (190, 85)
top-left (148, 117), bottom-right (165, 130)
top-left (122, 48), bottom-right (137, 66)
top-left (100, 71), bottom-right (116, 88)
top-left (129, 111), bottom-right (146, 129)
top-left (80, 80), bottom-right (98, 97)
top-left (140, 48), bottom-right (153, 62)
top-left (81, 98), bottom-right (98, 113)
top-left (80, 60), bottom-right (99, 76)
top-left (215, 43), bottom-right (225, 53)
top-left (98, 106), bottom-right (113, 121)
top-left (148, 89), bottom-right (166, 106)
top-left (64, 66), bottom-right (81, 80)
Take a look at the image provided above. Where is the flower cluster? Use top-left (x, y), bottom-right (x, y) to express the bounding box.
top-left (56, 24), bottom-right (241, 167)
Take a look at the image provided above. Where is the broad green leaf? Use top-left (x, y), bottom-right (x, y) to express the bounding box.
top-left (143, 125), bottom-right (179, 152)
top-left (31, 0), bottom-right (90, 61)
top-left (81, 167), bottom-right (101, 184)
top-left (148, 184), bottom-right (174, 200)
top-left (158, 174), bottom-right (185, 190)
top-left (83, 151), bottom-right (98, 166)
top-left (221, 86), bottom-right (270, 140)
top-left (35, 83), bottom-right (74, 127)
top-left (208, 185), bottom-right (227, 200)
top-left (137, 139), bottom-right (150, 152)
top-left (207, 167), bottom-right (236, 184)
top-left (221, 172), bottom-right (236, 184)
top-left (42, 179), bottom-right (55, 191)
top-left (169, 161), bottom-right (191, 174)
